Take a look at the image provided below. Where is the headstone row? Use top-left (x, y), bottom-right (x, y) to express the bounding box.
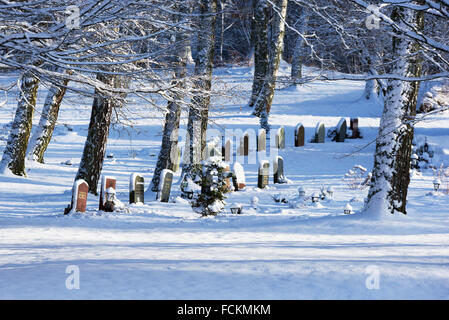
top-left (69, 171), bottom-right (175, 213)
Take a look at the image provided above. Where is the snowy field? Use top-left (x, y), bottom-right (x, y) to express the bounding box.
top-left (1, 63), bottom-right (449, 299)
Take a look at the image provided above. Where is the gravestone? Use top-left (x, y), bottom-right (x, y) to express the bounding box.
top-left (336, 118), bottom-right (347, 142)
top-left (257, 129), bottom-right (266, 152)
top-left (223, 165), bottom-right (232, 193)
top-left (257, 160), bottom-right (270, 189)
top-left (129, 173), bottom-right (144, 204)
top-left (171, 146), bottom-right (181, 172)
top-left (350, 118), bottom-right (360, 139)
top-left (241, 133), bottom-right (249, 156)
top-left (224, 138), bottom-right (232, 162)
top-left (72, 179), bottom-right (88, 213)
top-left (158, 169), bottom-right (173, 202)
top-left (314, 122), bottom-right (325, 143)
top-left (99, 175), bottom-right (116, 211)
top-left (276, 126), bottom-right (285, 149)
top-left (294, 123), bottom-right (305, 147)
top-left (232, 162), bottom-right (246, 191)
top-left (273, 156), bottom-right (286, 184)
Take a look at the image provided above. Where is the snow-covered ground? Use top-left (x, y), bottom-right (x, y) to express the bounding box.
top-left (1, 63), bottom-right (449, 299)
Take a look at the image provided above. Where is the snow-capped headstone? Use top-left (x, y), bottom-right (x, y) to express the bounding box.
top-left (72, 179), bottom-right (88, 213)
top-left (224, 138), bottom-right (232, 162)
top-left (232, 162), bottom-right (246, 191)
top-left (273, 156), bottom-right (286, 184)
top-left (276, 126), bottom-right (285, 149)
top-left (350, 118), bottom-right (360, 139)
top-left (336, 118), bottom-right (347, 142)
top-left (129, 173), bottom-right (144, 204)
top-left (257, 129), bottom-right (266, 152)
top-left (258, 160), bottom-right (269, 189)
top-left (158, 169), bottom-right (173, 202)
top-left (315, 122), bottom-right (325, 143)
top-left (295, 123), bottom-right (305, 147)
top-left (99, 175), bottom-right (116, 211)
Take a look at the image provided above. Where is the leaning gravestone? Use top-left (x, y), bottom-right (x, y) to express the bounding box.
top-left (276, 126), bottom-right (285, 149)
top-left (294, 123), bottom-right (305, 147)
top-left (72, 179), bottom-right (89, 213)
top-left (273, 156), bottom-right (286, 184)
top-left (350, 118), bottom-right (360, 139)
top-left (129, 173), bottom-right (144, 204)
top-left (224, 138), bottom-right (232, 162)
top-left (158, 169), bottom-right (173, 202)
top-left (314, 122), bottom-right (325, 143)
top-left (257, 160), bottom-right (270, 189)
top-left (232, 162), bottom-right (246, 191)
top-left (257, 129), bottom-right (266, 152)
top-left (99, 175), bottom-right (116, 211)
top-left (336, 118), bottom-right (347, 142)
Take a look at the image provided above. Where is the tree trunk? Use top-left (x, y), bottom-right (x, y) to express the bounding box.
top-left (0, 71), bottom-right (39, 176)
top-left (249, 0), bottom-right (269, 107)
top-left (74, 74), bottom-right (116, 195)
top-left (364, 2), bottom-right (424, 216)
top-left (291, 7), bottom-right (310, 84)
top-left (150, 14), bottom-right (190, 192)
top-left (27, 72), bottom-right (70, 163)
top-left (252, 0), bottom-right (288, 118)
top-left (182, 0), bottom-right (217, 180)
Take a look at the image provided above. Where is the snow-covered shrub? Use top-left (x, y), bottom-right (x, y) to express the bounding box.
top-left (343, 165), bottom-right (371, 190)
top-left (418, 80), bottom-right (449, 114)
top-left (192, 156), bottom-right (228, 216)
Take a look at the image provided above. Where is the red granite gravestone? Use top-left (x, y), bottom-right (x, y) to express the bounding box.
top-left (99, 175), bottom-right (116, 211)
top-left (350, 118), bottom-right (361, 139)
top-left (73, 179), bottom-right (88, 213)
top-left (295, 123), bottom-right (305, 147)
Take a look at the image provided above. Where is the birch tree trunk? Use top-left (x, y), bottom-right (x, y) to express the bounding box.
top-left (27, 72), bottom-right (70, 163)
top-left (364, 2), bottom-right (424, 216)
top-left (252, 0), bottom-right (288, 119)
top-left (0, 71), bottom-right (39, 176)
top-left (74, 74), bottom-right (117, 195)
top-left (182, 0), bottom-right (217, 180)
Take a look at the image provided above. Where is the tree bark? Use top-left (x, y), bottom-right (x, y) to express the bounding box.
top-left (252, 0), bottom-right (288, 118)
top-left (182, 0), bottom-right (217, 180)
top-left (364, 2), bottom-right (424, 216)
top-left (0, 71), bottom-right (39, 176)
top-left (74, 74), bottom-right (116, 195)
top-left (27, 72), bottom-right (70, 163)
top-left (291, 7), bottom-right (310, 84)
top-left (150, 14), bottom-right (190, 192)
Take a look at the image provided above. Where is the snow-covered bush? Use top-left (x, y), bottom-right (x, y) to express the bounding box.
top-left (343, 165), bottom-right (371, 190)
top-left (192, 156), bottom-right (228, 216)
